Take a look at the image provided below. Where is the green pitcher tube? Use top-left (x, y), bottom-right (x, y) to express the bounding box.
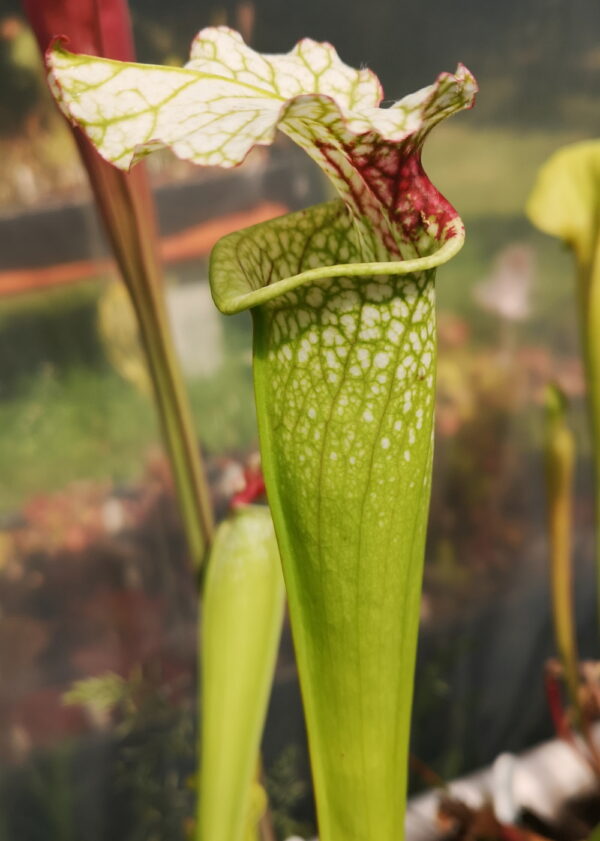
top-left (211, 200), bottom-right (465, 841)
top-left (199, 505), bottom-right (285, 841)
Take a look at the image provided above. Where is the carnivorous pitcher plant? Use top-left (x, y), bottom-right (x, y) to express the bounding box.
top-left (528, 143), bottom-right (600, 620)
top-left (201, 503), bottom-right (284, 841)
top-left (47, 27), bottom-right (477, 840)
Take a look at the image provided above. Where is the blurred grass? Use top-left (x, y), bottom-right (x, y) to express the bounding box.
top-left (424, 125), bottom-right (584, 347)
top-left (0, 287), bottom-right (257, 511)
top-left (0, 124), bottom-right (594, 512)
top-left (0, 366), bottom-right (157, 510)
top-left (423, 124), bottom-right (587, 218)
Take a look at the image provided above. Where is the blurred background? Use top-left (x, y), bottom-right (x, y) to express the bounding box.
top-left (0, 1), bottom-right (599, 839)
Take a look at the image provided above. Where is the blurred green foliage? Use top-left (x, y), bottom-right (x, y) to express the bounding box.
top-left (0, 17), bottom-right (44, 136)
top-left (0, 280), bottom-right (257, 511)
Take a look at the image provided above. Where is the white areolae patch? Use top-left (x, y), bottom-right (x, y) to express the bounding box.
top-left (264, 273), bottom-right (436, 531)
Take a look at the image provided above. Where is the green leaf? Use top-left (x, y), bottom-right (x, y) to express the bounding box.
top-left (63, 672), bottom-right (128, 714)
top-left (528, 143), bottom-right (600, 620)
top-left (526, 140), bottom-right (600, 271)
top-left (210, 200), bottom-right (464, 841)
top-left (199, 505), bottom-right (285, 841)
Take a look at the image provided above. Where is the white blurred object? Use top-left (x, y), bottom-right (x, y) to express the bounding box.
top-left (405, 725), bottom-right (600, 841)
top-left (166, 281), bottom-right (224, 378)
top-left (101, 497), bottom-right (126, 534)
top-left (473, 244), bottom-right (536, 321)
top-left (215, 459), bottom-right (246, 499)
top-left (285, 837), bottom-right (317, 841)
top-left (491, 752), bottom-right (519, 824)
top-left (285, 729), bottom-right (598, 841)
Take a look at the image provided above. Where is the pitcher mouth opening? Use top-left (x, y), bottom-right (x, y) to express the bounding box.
top-left (210, 199), bottom-right (465, 316)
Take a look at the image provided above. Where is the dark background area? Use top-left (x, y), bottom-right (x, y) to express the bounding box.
top-left (0, 0), bottom-right (598, 133)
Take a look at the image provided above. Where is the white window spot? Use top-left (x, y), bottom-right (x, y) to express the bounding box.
top-left (374, 351), bottom-right (390, 369)
top-left (404, 281), bottom-right (418, 300)
top-left (330, 290), bottom-right (360, 312)
top-left (409, 331), bottom-right (422, 352)
top-left (307, 253), bottom-right (324, 269)
top-left (394, 420), bottom-right (403, 431)
top-left (404, 450), bottom-right (411, 462)
top-left (362, 305), bottom-right (380, 325)
top-left (359, 326), bottom-right (381, 341)
top-left (362, 409), bottom-right (374, 422)
top-left (325, 350), bottom-right (339, 369)
top-left (381, 437), bottom-right (390, 449)
top-left (306, 288), bottom-right (324, 307)
top-left (330, 451), bottom-right (338, 460)
top-left (322, 327), bottom-right (338, 346)
top-left (391, 299), bottom-right (409, 319)
top-left (341, 314), bottom-right (357, 332)
top-left (366, 282), bottom-right (392, 301)
top-left (308, 407), bottom-right (316, 419)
